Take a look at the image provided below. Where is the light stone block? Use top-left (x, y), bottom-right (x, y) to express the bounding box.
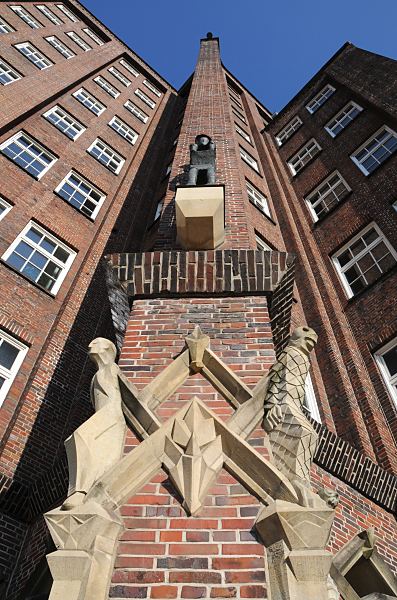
top-left (175, 184), bottom-right (225, 249)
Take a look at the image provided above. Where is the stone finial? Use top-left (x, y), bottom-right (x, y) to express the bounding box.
top-left (185, 325), bottom-right (210, 371)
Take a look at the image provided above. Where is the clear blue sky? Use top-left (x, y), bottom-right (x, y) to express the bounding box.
top-left (80, 0), bottom-right (397, 113)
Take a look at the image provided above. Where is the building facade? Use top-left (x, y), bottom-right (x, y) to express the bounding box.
top-left (0, 2), bottom-right (396, 599)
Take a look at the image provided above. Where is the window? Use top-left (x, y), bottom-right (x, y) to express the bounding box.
top-left (305, 171), bottom-right (351, 221)
top-left (36, 5), bottom-right (63, 25)
top-left (43, 105), bottom-right (85, 140)
top-left (55, 171), bottom-right (105, 219)
top-left (109, 116), bottom-right (138, 145)
top-left (124, 100), bottom-right (148, 123)
top-left (15, 42), bottom-right (52, 70)
top-left (135, 89), bottom-right (156, 109)
top-left (45, 36), bottom-right (75, 59)
top-left (304, 373), bottom-right (321, 422)
top-left (306, 84), bottom-right (335, 114)
top-left (255, 234), bottom-right (272, 251)
top-left (82, 28), bottom-right (104, 46)
top-left (235, 124), bottom-right (252, 144)
top-left (288, 139), bottom-right (321, 175)
top-left (275, 116), bottom-right (303, 146)
top-left (10, 5), bottom-right (42, 28)
top-left (375, 338), bottom-right (397, 405)
top-left (153, 198), bottom-right (164, 222)
top-left (232, 108), bottom-right (247, 123)
top-left (87, 139), bottom-right (125, 174)
top-left (56, 4), bottom-right (78, 22)
top-left (246, 181), bottom-right (271, 218)
top-left (240, 147), bottom-right (259, 172)
top-left (0, 197), bottom-right (12, 221)
top-left (143, 79), bottom-right (161, 97)
top-left (120, 59), bottom-right (139, 77)
top-left (230, 94), bottom-right (243, 109)
top-left (0, 131), bottom-right (57, 179)
top-left (66, 31), bottom-right (91, 51)
top-left (2, 222), bottom-right (75, 294)
top-left (351, 126), bottom-right (397, 175)
top-left (325, 102), bottom-right (363, 137)
top-left (393, 200), bottom-right (397, 213)
top-left (165, 163), bottom-right (172, 176)
top-left (94, 75), bottom-right (119, 98)
top-left (72, 88), bottom-right (105, 115)
top-left (0, 330), bottom-right (28, 406)
top-left (0, 59), bottom-right (21, 85)
top-left (108, 66), bottom-right (130, 87)
top-left (0, 17), bottom-right (15, 33)
top-left (332, 223), bottom-right (397, 297)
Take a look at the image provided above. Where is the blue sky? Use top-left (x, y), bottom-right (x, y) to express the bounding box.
top-left (81, 0), bottom-right (397, 113)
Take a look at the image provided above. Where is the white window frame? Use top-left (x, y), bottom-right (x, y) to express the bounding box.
top-left (10, 5), bottom-right (42, 29)
top-left (0, 329), bottom-right (28, 407)
top-left (0, 58), bottom-right (22, 85)
top-left (305, 171), bottom-right (351, 222)
top-left (36, 5), bottom-right (63, 25)
top-left (55, 170), bottom-right (106, 219)
top-left (246, 181), bottom-right (271, 218)
top-left (72, 88), bottom-right (105, 115)
top-left (332, 222), bottom-right (397, 298)
top-left (108, 66), bottom-right (131, 87)
top-left (288, 138), bottom-right (321, 176)
top-left (43, 105), bottom-right (85, 140)
top-left (66, 31), bottom-right (91, 51)
top-left (94, 75), bottom-right (119, 98)
top-left (2, 221), bottom-right (76, 295)
top-left (82, 28), bottom-right (104, 46)
top-left (56, 4), bottom-right (78, 22)
top-left (165, 163), bottom-right (172, 176)
top-left (143, 79), bottom-right (161, 97)
top-left (0, 131), bottom-right (57, 179)
top-left (304, 373), bottom-right (321, 422)
top-left (108, 116), bottom-right (138, 145)
top-left (306, 84), bottom-right (335, 114)
top-left (135, 88), bottom-right (156, 109)
top-left (235, 124), bottom-right (252, 144)
top-left (232, 108), bottom-right (247, 123)
top-left (350, 126), bottom-right (397, 176)
top-left (0, 17), bottom-right (15, 33)
top-left (240, 147), bottom-right (259, 172)
top-left (255, 234), bottom-right (272, 251)
top-left (120, 59), bottom-right (139, 77)
top-left (45, 36), bottom-right (75, 59)
top-left (0, 197), bottom-right (12, 222)
top-left (153, 198), bottom-right (164, 222)
top-left (15, 42), bottom-right (52, 70)
top-left (275, 116), bottom-right (303, 146)
top-left (325, 101), bottom-right (363, 138)
top-left (124, 100), bottom-right (148, 123)
top-left (375, 337), bottom-right (397, 406)
top-left (87, 138), bottom-right (125, 174)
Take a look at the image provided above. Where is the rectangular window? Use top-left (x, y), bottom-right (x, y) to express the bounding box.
top-left (120, 59), bottom-right (139, 77)
top-left (94, 75), bottom-right (120, 98)
top-left (305, 171), bottom-right (351, 221)
top-left (2, 221), bottom-right (75, 293)
top-left (87, 138), bottom-right (125, 174)
top-left (325, 101), bottom-right (363, 137)
top-left (375, 338), bottom-right (397, 405)
top-left (45, 36), bottom-right (75, 59)
top-left (275, 116), bottom-right (303, 146)
top-left (109, 116), bottom-right (138, 145)
top-left (0, 59), bottom-right (21, 85)
top-left (288, 139), bottom-right (321, 175)
top-left (82, 28), bottom-right (104, 45)
top-left (108, 66), bottom-right (131, 87)
top-left (36, 5), bottom-right (63, 25)
top-left (332, 223), bottom-right (397, 297)
top-left (230, 94), bottom-right (243, 109)
top-left (255, 234), bottom-right (272, 251)
top-left (43, 105), bottom-right (85, 140)
top-left (246, 181), bottom-right (271, 217)
top-left (56, 4), bottom-right (78, 22)
top-left (66, 31), bottom-right (91, 51)
top-left (351, 126), bottom-right (397, 175)
top-left (10, 5), bottom-right (42, 28)
top-left (0, 131), bottom-right (56, 179)
top-left (165, 163), bottom-right (172, 176)
top-left (135, 89), bottom-right (156, 109)
top-left (0, 17), bottom-right (15, 33)
top-left (73, 88), bottom-right (105, 115)
top-left (124, 100), bottom-right (148, 123)
top-left (0, 197), bottom-right (12, 221)
top-left (143, 79), bottom-right (161, 97)
top-left (240, 147), bottom-right (259, 172)
top-left (0, 329), bottom-right (28, 406)
top-left (154, 198), bottom-right (164, 222)
top-left (304, 373), bottom-right (321, 422)
top-left (15, 42), bottom-right (52, 70)
top-left (55, 171), bottom-right (105, 219)
top-left (235, 124), bottom-right (252, 144)
top-left (306, 84), bottom-right (335, 114)
top-left (232, 108), bottom-right (247, 123)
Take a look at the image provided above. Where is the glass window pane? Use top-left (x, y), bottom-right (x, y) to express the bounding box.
top-left (0, 340), bottom-right (19, 369)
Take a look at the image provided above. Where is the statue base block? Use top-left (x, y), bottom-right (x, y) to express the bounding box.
top-left (175, 184), bottom-right (225, 250)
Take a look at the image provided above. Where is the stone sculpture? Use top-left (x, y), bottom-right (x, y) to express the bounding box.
top-left (187, 134), bottom-right (216, 185)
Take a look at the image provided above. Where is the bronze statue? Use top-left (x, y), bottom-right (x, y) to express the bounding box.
top-left (187, 134), bottom-right (216, 185)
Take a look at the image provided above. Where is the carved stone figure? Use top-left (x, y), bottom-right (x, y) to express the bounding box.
top-left (62, 338), bottom-right (126, 510)
top-left (187, 134), bottom-right (216, 185)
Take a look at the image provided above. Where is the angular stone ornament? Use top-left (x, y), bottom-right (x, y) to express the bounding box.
top-left (175, 184), bottom-right (225, 250)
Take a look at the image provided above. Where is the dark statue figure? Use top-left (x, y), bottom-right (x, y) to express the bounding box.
top-left (187, 134), bottom-right (216, 185)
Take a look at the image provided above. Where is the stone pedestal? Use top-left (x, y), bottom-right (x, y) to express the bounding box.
top-left (255, 500), bottom-right (334, 600)
top-left (175, 184), bottom-right (225, 249)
